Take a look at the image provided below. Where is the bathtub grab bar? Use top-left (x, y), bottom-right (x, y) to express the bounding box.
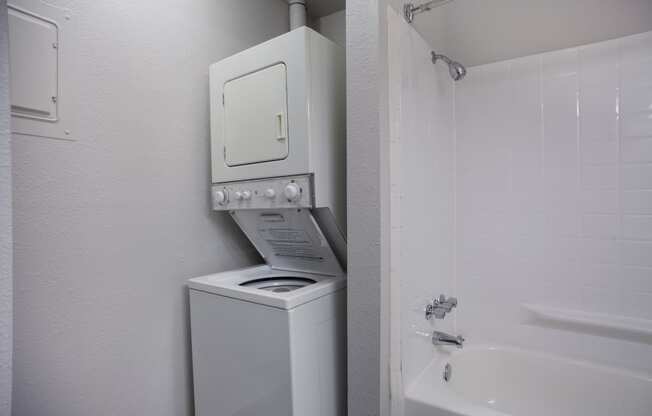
top-left (522, 304), bottom-right (652, 345)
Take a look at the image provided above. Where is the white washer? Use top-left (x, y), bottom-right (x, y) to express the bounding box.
top-left (189, 266), bottom-right (346, 416)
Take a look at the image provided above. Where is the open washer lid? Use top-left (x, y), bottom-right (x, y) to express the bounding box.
top-left (187, 265), bottom-right (345, 309)
top-left (230, 209), bottom-right (345, 276)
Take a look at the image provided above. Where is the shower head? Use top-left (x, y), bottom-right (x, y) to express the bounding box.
top-left (431, 52), bottom-right (466, 81)
top-left (448, 61), bottom-right (467, 81)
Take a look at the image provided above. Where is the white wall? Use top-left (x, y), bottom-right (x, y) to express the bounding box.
top-left (455, 30), bottom-right (652, 373)
top-left (387, 8), bottom-right (455, 394)
top-left (11, 1), bottom-right (288, 415)
top-left (346, 1), bottom-right (392, 415)
top-left (0, 0), bottom-right (12, 413)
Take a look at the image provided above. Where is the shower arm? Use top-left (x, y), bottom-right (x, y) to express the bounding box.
top-left (430, 51), bottom-right (467, 81)
top-left (404, 0), bottom-right (453, 23)
top-left (431, 52), bottom-right (452, 66)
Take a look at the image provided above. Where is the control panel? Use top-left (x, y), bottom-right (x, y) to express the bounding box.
top-left (212, 175), bottom-right (313, 211)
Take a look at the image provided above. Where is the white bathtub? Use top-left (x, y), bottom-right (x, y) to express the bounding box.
top-left (404, 345), bottom-right (652, 416)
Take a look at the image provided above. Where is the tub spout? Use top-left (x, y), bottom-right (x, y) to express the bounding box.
top-left (432, 331), bottom-right (464, 349)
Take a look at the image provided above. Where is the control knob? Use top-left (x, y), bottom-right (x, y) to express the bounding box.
top-left (283, 183), bottom-right (301, 202)
top-left (242, 190), bottom-right (252, 200)
top-left (264, 188), bottom-right (276, 199)
top-left (214, 189), bottom-right (228, 206)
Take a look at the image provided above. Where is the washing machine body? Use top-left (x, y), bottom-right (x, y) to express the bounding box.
top-left (188, 266), bottom-right (346, 416)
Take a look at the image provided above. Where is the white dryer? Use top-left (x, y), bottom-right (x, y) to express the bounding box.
top-left (209, 26), bottom-right (347, 235)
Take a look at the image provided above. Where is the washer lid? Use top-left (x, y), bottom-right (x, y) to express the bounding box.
top-left (230, 209), bottom-right (345, 276)
top-left (187, 265), bottom-right (345, 309)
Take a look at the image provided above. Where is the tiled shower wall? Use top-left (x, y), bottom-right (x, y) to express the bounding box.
top-left (390, 17), bottom-right (652, 397)
top-left (387, 8), bottom-right (456, 392)
top-left (455, 31), bottom-right (652, 372)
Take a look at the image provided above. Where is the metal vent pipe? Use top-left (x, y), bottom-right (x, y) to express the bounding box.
top-left (289, 0), bottom-right (307, 30)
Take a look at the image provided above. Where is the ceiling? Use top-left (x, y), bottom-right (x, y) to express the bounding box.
top-left (293, 0), bottom-right (345, 19)
top-left (405, 0), bottom-right (652, 67)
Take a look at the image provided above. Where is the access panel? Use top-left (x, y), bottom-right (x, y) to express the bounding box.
top-left (8, 6), bottom-right (58, 120)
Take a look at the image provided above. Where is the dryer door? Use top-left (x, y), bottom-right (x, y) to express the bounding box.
top-left (223, 63), bottom-right (289, 166)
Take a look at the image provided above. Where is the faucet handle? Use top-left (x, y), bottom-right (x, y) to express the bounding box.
top-left (425, 301), bottom-right (447, 320)
top-left (425, 294), bottom-right (458, 320)
top-left (434, 294), bottom-right (457, 307)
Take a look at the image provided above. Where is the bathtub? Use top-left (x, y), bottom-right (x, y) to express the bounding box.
top-left (404, 345), bottom-right (652, 416)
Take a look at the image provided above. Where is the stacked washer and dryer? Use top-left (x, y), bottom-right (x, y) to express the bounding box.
top-left (188, 27), bottom-right (346, 416)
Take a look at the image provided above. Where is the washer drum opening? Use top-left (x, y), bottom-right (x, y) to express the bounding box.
top-left (240, 277), bottom-right (316, 293)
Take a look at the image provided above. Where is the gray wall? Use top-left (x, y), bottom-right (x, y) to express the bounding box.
top-left (0, 0), bottom-right (12, 413)
top-left (346, 1), bottom-right (391, 415)
top-left (11, 1), bottom-right (288, 415)
top-left (315, 10), bottom-right (346, 48)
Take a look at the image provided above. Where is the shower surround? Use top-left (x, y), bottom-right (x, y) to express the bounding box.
top-left (388, 7), bottom-right (652, 414)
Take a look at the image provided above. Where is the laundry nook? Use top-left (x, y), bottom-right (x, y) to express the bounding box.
top-left (187, 25), bottom-right (347, 416)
